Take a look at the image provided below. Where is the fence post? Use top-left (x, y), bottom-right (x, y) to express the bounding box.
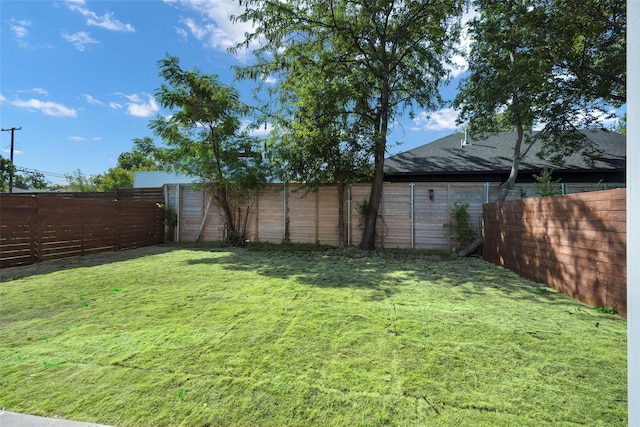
top-left (175, 184), bottom-right (181, 243)
top-left (347, 186), bottom-right (352, 246)
top-left (410, 183), bottom-right (415, 249)
top-left (283, 183), bottom-right (288, 242)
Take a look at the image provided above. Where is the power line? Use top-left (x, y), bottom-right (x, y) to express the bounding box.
top-left (1, 126), bottom-right (22, 193)
top-left (15, 166), bottom-right (67, 179)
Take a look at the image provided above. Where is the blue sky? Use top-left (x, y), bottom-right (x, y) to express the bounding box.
top-left (1, 1), bottom-right (621, 187)
top-left (1, 0), bottom-right (469, 186)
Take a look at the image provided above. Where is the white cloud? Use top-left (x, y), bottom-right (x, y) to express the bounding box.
top-left (246, 121), bottom-right (273, 137)
top-left (446, 9), bottom-right (477, 78)
top-left (83, 94), bottom-right (103, 105)
top-left (64, 0), bottom-right (135, 32)
top-left (10, 19), bottom-right (30, 38)
top-left (10, 19), bottom-right (32, 48)
top-left (532, 108), bottom-right (622, 131)
top-left (165, 0), bottom-right (255, 56)
top-left (180, 17), bottom-right (237, 51)
top-left (175, 26), bottom-right (189, 39)
top-left (109, 102), bottom-right (123, 109)
top-left (2, 147), bottom-right (24, 155)
top-left (11, 98), bottom-right (77, 117)
top-left (68, 136), bottom-right (102, 142)
top-left (116, 93), bottom-right (160, 117)
top-left (32, 88), bottom-right (49, 95)
top-left (262, 75), bottom-right (277, 84)
top-left (0, 93), bottom-right (7, 103)
top-left (411, 108), bottom-right (460, 131)
top-left (61, 31), bottom-right (99, 51)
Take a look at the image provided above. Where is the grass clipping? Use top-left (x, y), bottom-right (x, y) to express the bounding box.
top-left (0, 244), bottom-right (627, 426)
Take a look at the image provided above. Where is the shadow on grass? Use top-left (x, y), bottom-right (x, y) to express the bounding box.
top-left (184, 243), bottom-right (573, 306)
top-left (0, 244), bottom-right (181, 282)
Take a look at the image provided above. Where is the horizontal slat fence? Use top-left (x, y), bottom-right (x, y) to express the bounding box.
top-left (483, 189), bottom-right (626, 317)
top-left (1, 195), bottom-right (164, 268)
top-left (8, 187), bottom-right (164, 202)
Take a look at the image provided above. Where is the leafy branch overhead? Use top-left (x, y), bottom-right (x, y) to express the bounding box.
top-left (454, 0), bottom-right (625, 202)
top-left (232, 0), bottom-right (465, 250)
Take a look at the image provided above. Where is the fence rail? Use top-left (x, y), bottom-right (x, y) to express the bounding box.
top-left (482, 188), bottom-right (626, 317)
top-left (8, 187), bottom-right (164, 202)
top-left (1, 195), bottom-right (164, 268)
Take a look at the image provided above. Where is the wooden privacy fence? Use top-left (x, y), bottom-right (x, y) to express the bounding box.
top-left (483, 188), bottom-right (626, 317)
top-left (0, 195), bottom-right (164, 268)
top-left (8, 187), bottom-right (164, 202)
top-left (165, 182), bottom-right (500, 250)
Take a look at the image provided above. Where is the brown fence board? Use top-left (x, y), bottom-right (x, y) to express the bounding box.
top-left (1, 195), bottom-right (163, 268)
top-left (483, 188), bottom-right (627, 317)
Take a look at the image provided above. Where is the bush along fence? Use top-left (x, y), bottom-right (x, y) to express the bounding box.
top-left (483, 188), bottom-right (626, 318)
top-left (0, 194), bottom-right (165, 268)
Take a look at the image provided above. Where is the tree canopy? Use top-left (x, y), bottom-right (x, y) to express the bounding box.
top-left (454, 0), bottom-right (625, 201)
top-left (233, 0), bottom-right (464, 249)
top-left (136, 54), bottom-right (268, 246)
top-left (93, 144), bottom-right (163, 192)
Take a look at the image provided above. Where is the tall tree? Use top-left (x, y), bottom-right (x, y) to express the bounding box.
top-left (137, 55), bottom-right (267, 246)
top-left (454, 0), bottom-right (625, 255)
top-left (233, 0), bottom-right (464, 250)
top-left (262, 48), bottom-right (373, 246)
top-left (455, 0), bottom-right (625, 202)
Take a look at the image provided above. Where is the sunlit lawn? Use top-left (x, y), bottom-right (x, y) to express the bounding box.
top-left (0, 244), bottom-right (627, 426)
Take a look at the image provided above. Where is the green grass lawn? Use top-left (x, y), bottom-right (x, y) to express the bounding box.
top-left (0, 244), bottom-right (627, 426)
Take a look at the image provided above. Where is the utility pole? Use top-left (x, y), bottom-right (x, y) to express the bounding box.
top-left (1, 126), bottom-right (22, 193)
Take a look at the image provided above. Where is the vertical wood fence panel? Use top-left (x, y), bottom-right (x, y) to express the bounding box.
top-left (317, 185), bottom-right (341, 246)
top-left (256, 186), bottom-right (286, 243)
top-left (287, 184), bottom-right (318, 244)
top-left (483, 188), bottom-right (627, 317)
top-left (1, 195), bottom-right (164, 268)
top-left (168, 182), bottom-right (490, 250)
top-left (413, 184), bottom-right (450, 251)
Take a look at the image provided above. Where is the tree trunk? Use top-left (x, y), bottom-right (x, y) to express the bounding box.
top-left (359, 86), bottom-right (389, 251)
top-left (460, 84), bottom-right (526, 254)
top-left (458, 236), bottom-right (483, 257)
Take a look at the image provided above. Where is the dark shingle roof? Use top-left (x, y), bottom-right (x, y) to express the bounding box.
top-left (384, 129), bottom-right (625, 177)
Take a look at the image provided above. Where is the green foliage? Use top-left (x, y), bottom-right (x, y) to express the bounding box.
top-left (612, 113), bottom-right (626, 135)
top-left (233, 0), bottom-right (465, 250)
top-left (596, 306), bottom-right (619, 315)
top-left (95, 167), bottom-right (133, 192)
top-left (455, 0), bottom-right (624, 201)
top-left (137, 54), bottom-right (268, 246)
top-left (93, 145), bottom-right (163, 192)
top-left (444, 202), bottom-right (476, 252)
top-left (0, 156), bottom-right (16, 192)
top-left (64, 169), bottom-right (99, 192)
top-left (1, 156), bottom-right (51, 192)
top-left (14, 170), bottom-right (49, 190)
top-left (356, 198), bottom-right (371, 229)
top-left (535, 285), bottom-right (549, 295)
top-left (534, 168), bottom-right (563, 197)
